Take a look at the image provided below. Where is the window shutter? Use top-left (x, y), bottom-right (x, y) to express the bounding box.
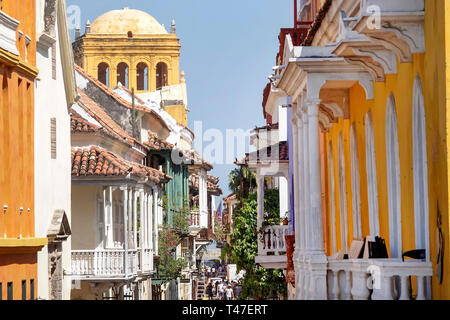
top-left (51, 118), bottom-right (57, 159)
top-left (22, 280), bottom-right (26, 300)
top-left (7, 282), bottom-right (13, 300)
top-left (30, 279), bottom-right (34, 300)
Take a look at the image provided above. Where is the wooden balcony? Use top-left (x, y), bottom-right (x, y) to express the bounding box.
top-left (71, 248), bottom-right (154, 280)
top-left (255, 225), bottom-right (290, 269)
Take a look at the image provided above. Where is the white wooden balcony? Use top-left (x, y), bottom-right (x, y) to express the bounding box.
top-left (324, 258), bottom-right (433, 300)
top-left (255, 225), bottom-right (289, 269)
top-left (189, 210), bottom-right (201, 236)
top-left (71, 249), bottom-right (143, 280)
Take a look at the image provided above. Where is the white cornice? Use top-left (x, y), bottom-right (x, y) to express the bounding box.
top-left (0, 10), bottom-right (20, 56)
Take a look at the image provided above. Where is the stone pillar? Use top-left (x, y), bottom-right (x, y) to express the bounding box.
top-left (306, 98), bottom-right (327, 300)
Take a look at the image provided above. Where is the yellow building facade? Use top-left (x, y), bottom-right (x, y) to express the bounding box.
top-left (319, 0), bottom-right (450, 299)
top-left (274, 0), bottom-right (450, 300)
top-left (72, 8), bottom-right (187, 125)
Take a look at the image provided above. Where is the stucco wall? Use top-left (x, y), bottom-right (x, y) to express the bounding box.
top-left (35, 0), bottom-right (72, 300)
top-left (71, 186), bottom-right (100, 250)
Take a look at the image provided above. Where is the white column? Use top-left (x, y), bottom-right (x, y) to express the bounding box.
top-left (306, 98), bottom-right (327, 300)
top-left (133, 189), bottom-right (138, 249)
top-left (199, 169), bottom-right (208, 229)
top-left (103, 187), bottom-right (108, 248)
top-left (128, 189), bottom-right (133, 234)
top-left (291, 113), bottom-right (302, 300)
top-left (307, 98), bottom-right (325, 254)
top-left (153, 187), bottom-right (159, 256)
top-left (257, 174), bottom-right (265, 254)
top-left (107, 186), bottom-right (114, 248)
top-left (148, 192), bottom-right (153, 251)
top-left (140, 189), bottom-right (145, 250)
top-left (122, 187), bottom-right (129, 277)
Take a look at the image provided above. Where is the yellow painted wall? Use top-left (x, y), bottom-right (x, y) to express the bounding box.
top-left (323, 0), bottom-right (450, 298)
top-left (165, 105), bottom-right (188, 127)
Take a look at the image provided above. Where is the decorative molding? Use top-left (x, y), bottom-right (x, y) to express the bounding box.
top-left (355, 0), bottom-right (425, 63)
top-left (37, 32), bottom-right (56, 50)
top-left (0, 10), bottom-right (20, 56)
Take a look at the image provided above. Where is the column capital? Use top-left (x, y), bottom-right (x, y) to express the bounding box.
top-left (304, 97), bottom-right (322, 107)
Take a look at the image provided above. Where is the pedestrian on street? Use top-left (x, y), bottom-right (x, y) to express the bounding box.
top-left (218, 281), bottom-right (225, 300)
top-left (225, 285), bottom-right (234, 300)
top-left (206, 282), bottom-right (213, 300)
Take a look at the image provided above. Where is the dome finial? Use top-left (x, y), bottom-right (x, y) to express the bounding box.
top-left (171, 19), bottom-right (176, 34)
top-left (85, 20), bottom-right (91, 34)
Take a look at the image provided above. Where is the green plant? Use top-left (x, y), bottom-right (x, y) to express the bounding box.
top-left (157, 223), bottom-right (187, 280)
top-left (228, 189), bottom-right (286, 300)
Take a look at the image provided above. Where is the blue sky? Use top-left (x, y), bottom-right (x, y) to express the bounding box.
top-left (67, 0), bottom-right (293, 197)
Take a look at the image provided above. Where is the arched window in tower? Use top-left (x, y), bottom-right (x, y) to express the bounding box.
top-left (98, 63), bottom-right (110, 87)
top-left (156, 62), bottom-right (168, 89)
top-left (127, 31), bottom-right (133, 38)
top-left (137, 63), bottom-right (149, 91)
top-left (117, 62), bottom-right (129, 88)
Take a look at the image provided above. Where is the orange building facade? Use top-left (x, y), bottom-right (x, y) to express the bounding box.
top-left (0, 0), bottom-right (47, 300)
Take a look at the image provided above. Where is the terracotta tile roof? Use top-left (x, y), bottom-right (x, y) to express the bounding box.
top-left (248, 141), bottom-right (289, 163)
top-left (189, 174), bottom-right (223, 196)
top-left (188, 150), bottom-right (213, 171)
top-left (223, 193), bottom-right (237, 201)
top-left (70, 109), bottom-right (101, 133)
top-left (74, 64), bottom-right (170, 131)
top-left (144, 131), bottom-right (174, 151)
top-left (75, 88), bottom-right (139, 145)
top-left (71, 146), bottom-right (171, 184)
top-left (303, 0), bottom-right (333, 46)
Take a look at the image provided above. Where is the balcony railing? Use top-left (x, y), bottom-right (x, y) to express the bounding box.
top-left (260, 225), bottom-right (290, 256)
top-left (326, 258), bottom-right (433, 300)
top-left (189, 210), bottom-right (200, 229)
top-left (71, 249), bottom-right (140, 278)
top-left (138, 248), bottom-right (154, 274)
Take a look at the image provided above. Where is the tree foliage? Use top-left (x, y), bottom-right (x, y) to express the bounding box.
top-left (157, 224), bottom-right (187, 280)
top-left (229, 191), bottom-right (287, 300)
top-left (228, 166), bottom-right (256, 199)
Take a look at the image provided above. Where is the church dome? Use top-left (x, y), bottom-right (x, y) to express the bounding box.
top-left (90, 8), bottom-right (168, 35)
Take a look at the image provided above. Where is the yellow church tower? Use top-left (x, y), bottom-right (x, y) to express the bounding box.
top-left (72, 7), bottom-right (188, 125)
